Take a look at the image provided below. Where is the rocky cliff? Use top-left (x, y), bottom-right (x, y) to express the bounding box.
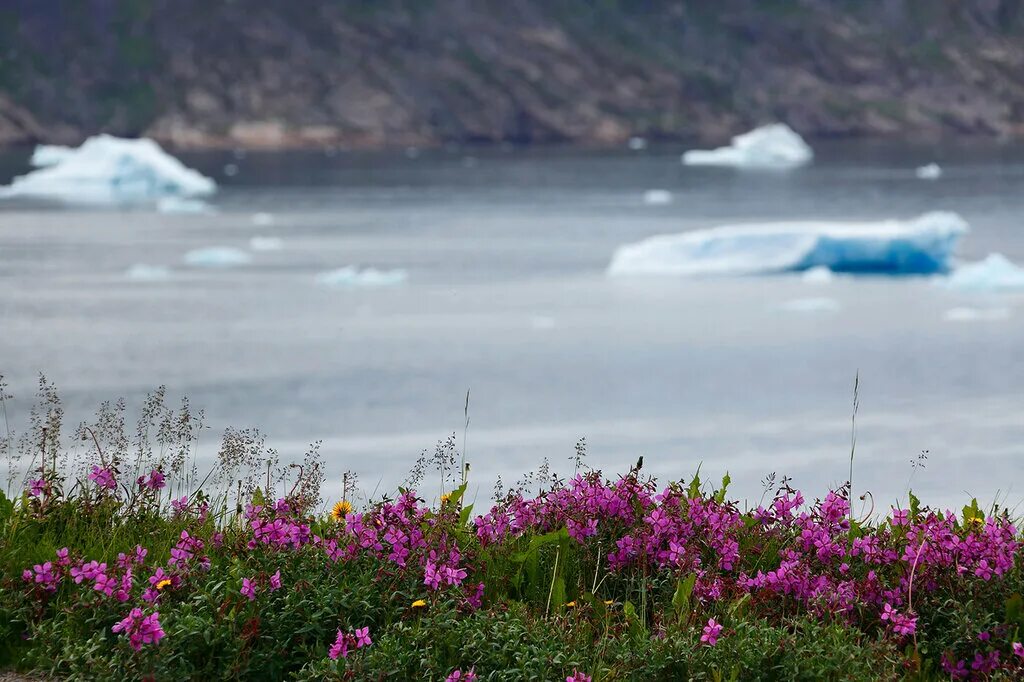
top-left (2, 0), bottom-right (1023, 149)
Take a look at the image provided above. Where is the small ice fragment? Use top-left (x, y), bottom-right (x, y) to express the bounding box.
top-left (157, 197), bottom-right (212, 214)
top-left (316, 266), bottom-right (408, 288)
top-left (642, 189), bottom-right (673, 205)
top-left (251, 212), bottom-right (274, 226)
top-left (944, 307), bottom-right (1010, 322)
top-left (778, 297), bottom-right (841, 313)
top-left (915, 163), bottom-right (942, 180)
top-left (802, 266), bottom-right (834, 284)
top-left (682, 123), bottom-right (812, 169)
top-left (183, 247), bottom-right (252, 268)
top-left (125, 264), bottom-right (172, 281)
top-left (945, 253), bottom-right (1024, 292)
top-left (249, 236), bottom-right (283, 251)
top-left (30, 144), bottom-right (74, 167)
top-left (223, 163), bottom-right (239, 177)
top-left (628, 136), bottom-right (648, 151)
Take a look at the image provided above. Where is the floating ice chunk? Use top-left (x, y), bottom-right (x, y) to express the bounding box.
top-left (249, 236), bottom-right (283, 251)
top-left (944, 253), bottom-right (1024, 292)
top-left (944, 307), bottom-right (1011, 322)
top-left (316, 266), bottom-right (408, 288)
top-left (682, 123), bottom-right (812, 169)
top-left (157, 197), bottom-right (213, 214)
top-left (125, 264), bottom-right (172, 281)
top-left (628, 136), bottom-right (648, 151)
top-left (1, 135), bottom-right (216, 204)
top-left (642, 189), bottom-right (673, 205)
top-left (915, 163), bottom-right (943, 180)
top-left (223, 163), bottom-right (239, 177)
top-left (801, 266), bottom-right (834, 284)
top-left (183, 247), bottom-right (252, 268)
top-left (778, 297), bottom-right (841, 313)
top-left (30, 144), bottom-right (73, 167)
top-left (251, 212), bottom-right (274, 227)
top-left (608, 211), bottom-right (968, 277)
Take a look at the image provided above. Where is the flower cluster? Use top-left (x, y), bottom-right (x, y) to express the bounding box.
top-left (88, 465), bottom-right (117, 491)
top-left (111, 608), bottom-right (165, 651)
top-left (328, 626), bottom-right (372, 660)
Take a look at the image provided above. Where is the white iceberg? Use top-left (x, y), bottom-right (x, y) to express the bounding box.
top-left (682, 123), bottom-right (812, 169)
top-left (944, 253), bottom-right (1024, 292)
top-left (249, 236), bottom-right (283, 251)
top-left (251, 212), bottom-right (275, 227)
top-left (1, 135), bottom-right (216, 205)
top-left (316, 266), bottom-right (408, 288)
top-left (944, 307), bottom-right (1011, 322)
top-left (183, 247), bottom-right (252, 268)
top-left (157, 197), bottom-right (213, 214)
top-left (801, 266), bottom-right (835, 284)
top-left (915, 163), bottom-right (942, 180)
top-left (777, 297), bottom-right (841, 313)
top-left (642, 189), bottom-right (673, 205)
top-left (125, 264), bottom-right (172, 281)
top-left (608, 211), bottom-right (968, 278)
top-left (628, 136), bottom-right (648, 151)
top-left (30, 144), bottom-right (73, 167)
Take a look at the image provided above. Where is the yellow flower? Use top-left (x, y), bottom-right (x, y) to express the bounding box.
top-left (155, 579), bottom-right (172, 590)
top-left (440, 493), bottom-right (451, 505)
top-left (604, 600), bottom-right (614, 605)
top-left (331, 500), bottom-right (352, 523)
top-left (411, 599), bottom-right (427, 608)
top-left (565, 601), bottom-right (576, 607)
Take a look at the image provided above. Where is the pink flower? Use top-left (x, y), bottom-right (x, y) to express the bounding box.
top-left (700, 618), bottom-right (723, 646)
top-left (240, 577), bottom-right (257, 601)
top-left (136, 469), bottom-right (166, 491)
top-left (88, 465), bottom-right (117, 491)
top-left (1013, 642), bottom-right (1024, 659)
top-left (112, 608), bottom-right (164, 651)
top-left (354, 626), bottom-right (371, 649)
top-left (269, 570), bottom-right (282, 592)
top-left (28, 478), bottom-right (47, 498)
top-left (566, 671), bottom-right (592, 682)
top-left (328, 630), bottom-right (350, 660)
top-left (447, 669), bottom-right (477, 682)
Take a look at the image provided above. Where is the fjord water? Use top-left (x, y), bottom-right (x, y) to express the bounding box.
top-left (1, 142), bottom-right (1023, 511)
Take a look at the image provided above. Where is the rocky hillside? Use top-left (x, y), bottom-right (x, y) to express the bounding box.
top-left (2, 0), bottom-right (1024, 149)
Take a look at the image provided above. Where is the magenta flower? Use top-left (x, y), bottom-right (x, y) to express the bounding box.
top-left (354, 626), bottom-right (371, 649)
top-left (566, 671), bottom-right (592, 682)
top-left (28, 478), bottom-right (47, 498)
top-left (446, 669), bottom-right (477, 682)
top-left (328, 629), bottom-right (349, 660)
top-left (269, 570), bottom-right (282, 592)
top-left (88, 465), bottom-right (117, 491)
top-left (1013, 641), bottom-right (1023, 659)
top-left (136, 469), bottom-right (167, 491)
top-left (112, 608), bottom-right (165, 651)
top-left (700, 618), bottom-right (723, 646)
top-left (240, 577), bottom-right (257, 601)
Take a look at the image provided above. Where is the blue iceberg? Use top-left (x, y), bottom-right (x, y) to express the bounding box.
top-left (608, 212), bottom-right (968, 277)
top-left (944, 253), bottom-right (1024, 292)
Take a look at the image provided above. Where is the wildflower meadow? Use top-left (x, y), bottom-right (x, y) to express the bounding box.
top-left (1, 379), bottom-right (1023, 680)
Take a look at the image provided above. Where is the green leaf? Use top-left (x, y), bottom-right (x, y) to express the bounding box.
top-left (459, 503), bottom-right (474, 527)
top-left (1006, 593), bottom-right (1024, 628)
top-left (714, 472), bottom-right (731, 503)
top-left (672, 573), bottom-right (696, 622)
top-left (688, 465), bottom-right (703, 499)
top-left (908, 491), bottom-right (921, 520)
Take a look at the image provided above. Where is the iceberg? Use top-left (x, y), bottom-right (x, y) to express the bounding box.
top-left (642, 189), bottom-right (673, 205)
top-left (249, 236), bottom-right (283, 251)
top-left (801, 266), bottom-right (835, 284)
top-left (1, 135), bottom-right (216, 205)
top-left (628, 136), bottom-right (648, 151)
top-left (157, 197), bottom-right (213, 214)
top-left (30, 144), bottom-right (73, 167)
top-left (608, 211), bottom-right (968, 278)
top-left (316, 266), bottom-right (408, 288)
top-left (681, 124), bottom-right (812, 169)
top-left (916, 163), bottom-right (942, 180)
top-left (944, 253), bottom-right (1024, 292)
top-left (183, 247), bottom-right (252, 268)
top-left (125, 264), bottom-right (172, 281)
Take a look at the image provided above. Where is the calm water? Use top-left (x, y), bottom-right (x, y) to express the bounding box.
top-left (1, 141), bottom-right (1023, 510)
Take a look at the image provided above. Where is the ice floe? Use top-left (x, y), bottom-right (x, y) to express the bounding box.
top-left (125, 264), bottom-right (172, 281)
top-left (157, 197), bottom-right (213, 214)
top-left (628, 136), bottom-right (648, 151)
top-left (316, 266), bottom-right (408, 288)
top-left (944, 307), bottom-right (1011, 322)
top-left (251, 212), bottom-right (275, 227)
top-left (608, 211), bottom-right (968, 277)
top-left (916, 163), bottom-right (943, 180)
top-left (1, 135), bottom-right (216, 205)
top-left (944, 253), bottom-right (1024, 292)
top-left (681, 123), bottom-right (812, 169)
top-left (183, 247), bottom-right (252, 268)
top-left (642, 189), bottom-right (673, 205)
top-left (30, 144), bottom-right (73, 167)
top-left (777, 298), bottom-right (841, 313)
top-left (801, 266), bottom-right (835, 284)
top-left (249, 237), bottom-right (283, 252)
